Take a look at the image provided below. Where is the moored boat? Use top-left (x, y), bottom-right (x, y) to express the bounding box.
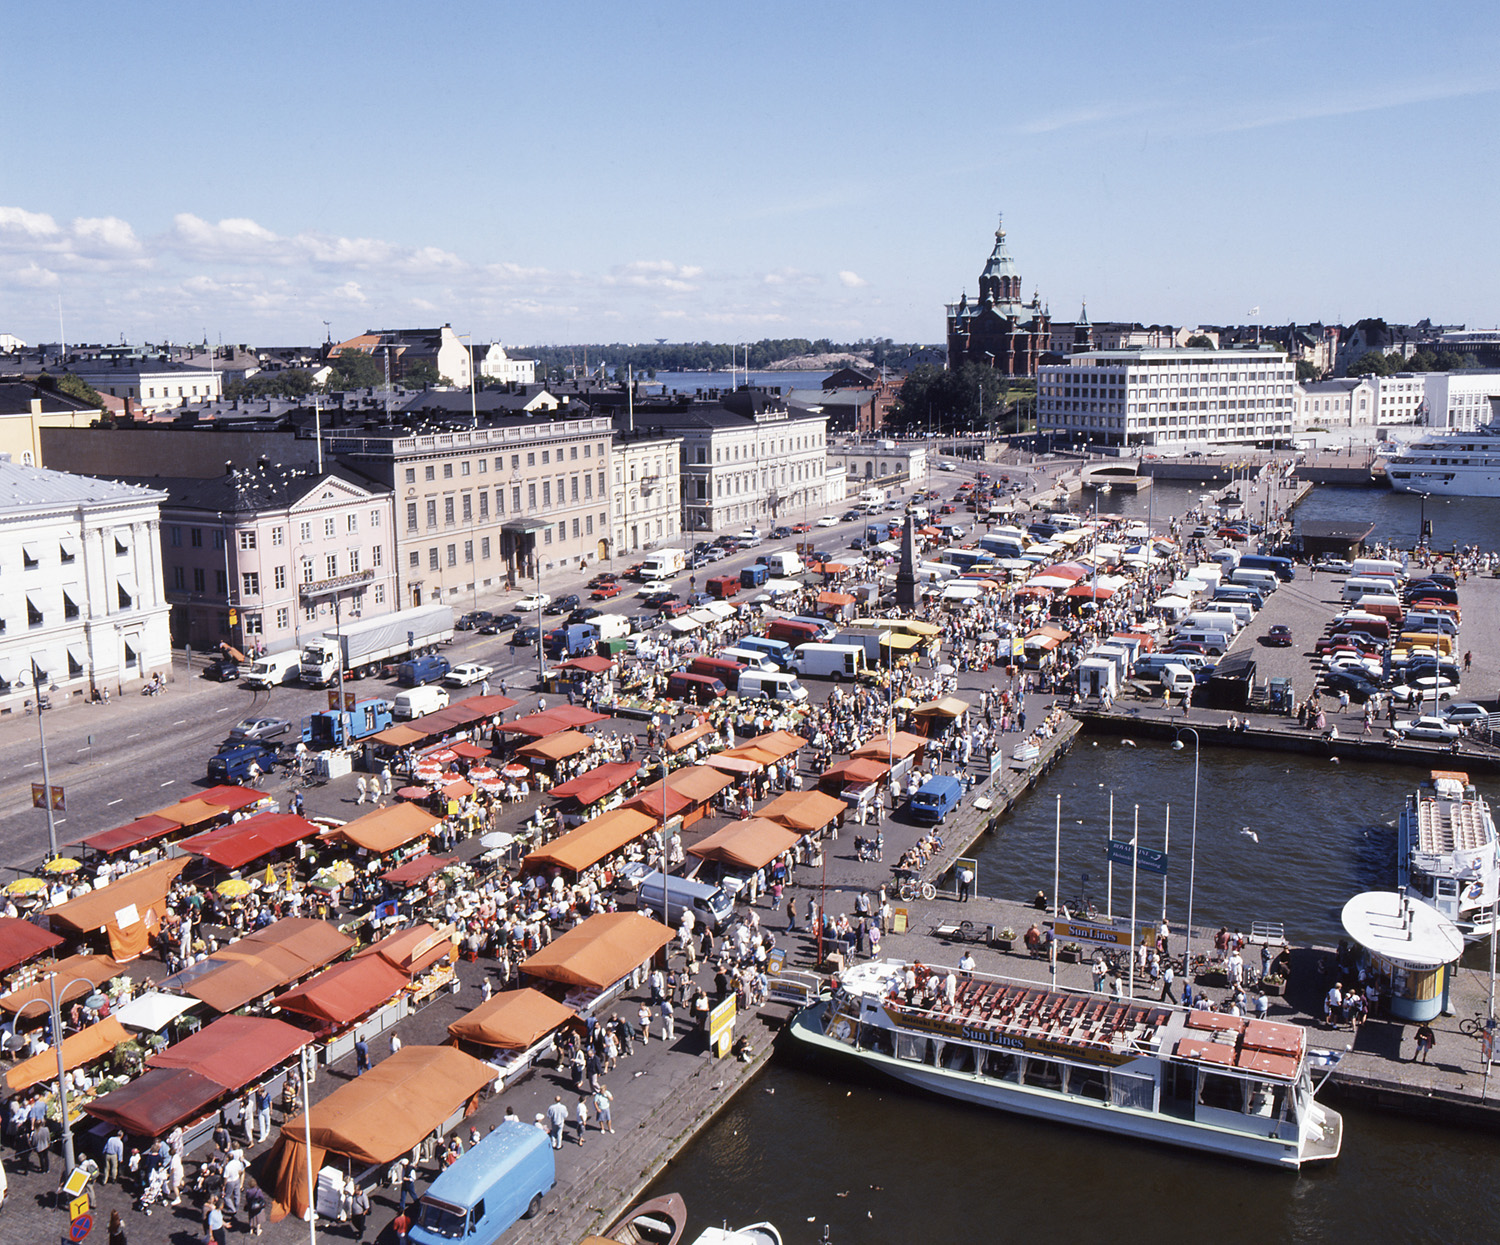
top-left (1385, 423), bottom-right (1500, 496)
top-left (605, 1192), bottom-right (687, 1245)
top-left (790, 959), bottom-right (1343, 1169)
top-left (1397, 769), bottom-right (1499, 943)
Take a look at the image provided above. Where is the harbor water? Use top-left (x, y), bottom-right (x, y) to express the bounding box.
top-left (646, 481), bottom-right (1500, 1242)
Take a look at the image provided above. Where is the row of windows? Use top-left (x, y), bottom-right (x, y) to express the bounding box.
top-left (234, 585), bottom-right (387, 636)
top-left (405, 477), bottom-right (603, 532)
top-left (171, 510), bottom-right (382, 550)
top-left (409, 513), bottom-right (609, 574)
top-left (401, 444), bottom-right (608, 486)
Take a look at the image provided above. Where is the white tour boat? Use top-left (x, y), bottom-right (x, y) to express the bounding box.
top-left (1385, 425), bottom-right (1500, 496)
top-left (1397, 769), bottom-right (1500, 942)
top-left (790, 959), bottom-right (1343, 1169)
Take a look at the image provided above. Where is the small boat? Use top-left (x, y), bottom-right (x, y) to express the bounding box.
top-left (605, 1192), bottom-right (687, 1245)
top-left (691, 1226), bottom-right (783, 1245)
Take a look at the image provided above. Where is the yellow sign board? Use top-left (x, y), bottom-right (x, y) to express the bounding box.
top-left (709, 994), bottom-right (737, 1058)
top-left (892, 907), bottom-right (909, 934)
top-left (62, 1168), bottom-right (91, 1198)
top-left (70, 1193), bottom-right (90, 1221)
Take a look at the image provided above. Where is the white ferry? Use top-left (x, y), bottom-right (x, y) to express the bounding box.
top-left (789, 960), bottom-right (1342, 1169)
top-left (1397, 769), bottom-right (1499, 943)
top-left (1385, 425), bottom-right (1500, 496)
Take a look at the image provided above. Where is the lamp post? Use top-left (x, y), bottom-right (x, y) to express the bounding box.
top-left (1173, 727), bottom-right (1201, 995)
top-left (15, 971), bottom-right (98, 1177)
top-left (30, 658), bottom-right (59, 861)
top-left (637, 752), bottom-right (669, 930)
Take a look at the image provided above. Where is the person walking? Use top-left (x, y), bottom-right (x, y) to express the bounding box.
top-left (244, 1178), bottom-right (269, 1237)
top-left (108, 1209), bottom-right (127, 1245)
top-left (660, 998), bottom-right (675, 1042)
top-left (355, 1037), bottom-right (371, 1075)
top-left (355, 774), bottom-right (368, 805)
top-left (1161, 963), bottom-right (1177, 1003)
top-left (30, 1117), bottom-right (50, 1173)
top-left (349, 1183), bottom-right (371, 1237)
top-left (206, 1197), bottom-right (229, 1245)
top-left (103, 1129), bottom-right (124, 1184)
top-left (574, 1095), bottom-right (589, 1146)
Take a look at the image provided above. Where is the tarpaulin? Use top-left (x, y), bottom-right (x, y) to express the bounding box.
top-left (44, 857), bottom-right (188, 960)
top-left (147, 1014), bottom-right (308, 1090)
top-left (448, 988), bottom-right (575, 1050)
top-left (180, 919), bottom-right (353, 1014)
top-left (549, 762), bottom-right (638, 806)
top-left (335, 804), bottom-right (439, 855)
top-left (516, 730), bottom-right (595, 761)
top-left (266, 1045), bottom-right (494, 1221)
top-left (81, 814), bottom-right (180, 856)
top-left (0, 953), bottom-right (122, 1014)
top-left (179, 812), bottom-right (321, 871)
top-left (0, 915), bottom-right (64, 973)
top-left (380, 855), bottom-right (456, 887)
top-left (666, 722), bottom-right (716, 754)
top-left (85, 1066), bottom-right (226, 1138)
top-left (355, 923), bottom-right (455, 977)
top-left (273, 956), bottom-right (409, 1028)
top-left (852, 731), bottom-right (928, 763)
top-left (757, 789), bottom-right (848, 833)
top-left (687, 819), bottom-right (801, 870)
top-left (523, 807), bottom-right (658, 875)
top-left (521, 911), bottom-right (673, 991)
top-left (195, 785), bottom-right (268, 811)
top-left (496, 706), bottom-right (609, 737)
top-left (6, 1016), bottom-right (132, 1091)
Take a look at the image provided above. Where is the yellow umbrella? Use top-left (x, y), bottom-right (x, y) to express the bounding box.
top-left (263, 865), bottom-right (277, 889)
top-left (216, 879), bottom-right (253, 899)
top-left (43, 858), bottom-right (81, 875)
top-left (5, 877), bottom-right (46, 896)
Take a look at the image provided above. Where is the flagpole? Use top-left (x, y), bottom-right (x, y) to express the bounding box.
top-left (1129, 805), bottom-right (1139, 1000)
top-left (1051, 794), bottom-right (1060, 984)
top-left (1106, 791), bottom-right (1114, 921)
top-left (1161, 803), bottom-right (1170, 933)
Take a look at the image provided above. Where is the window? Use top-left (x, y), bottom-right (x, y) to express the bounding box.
top-left (571, 476), bottom-right (579, 502)
top-left (407, 502), bottom-right (418, 531)
top-left (349, 549), bottom-right (360, 573)
top-left (299, 521), bottom-right (311, 542)
top-left (512, 486), bottom-right (522, 513)
top-left (544, 528), bottom-right (552, 545)
top-left (528, 483), bottom-right (537, 510)
top-left (410, 550), bottom-right (420, 568)
top-left (22, 545), bottom-right (38, 569)
top-left (194, 568), bottom-right (206, 591)
top-left (510, 455), bottom-right (519, 470)
top-left (478, 491), bottom-right (488, 518)
top-left (213, 530), bottom-right (226, 550)
top-left (301, 558), bottom-right (314, 584)
top-left (557, 521), bottom-right (566, 544)
top-left (527, 452), bottom-right (535, 467)
top-left (542, 450), bottom-right (550, 465)
top-left (584, 475), bottom-right (592, 499)
top-left (446, 544), bottom-right (457, 567)
top-left (243, 613), bottom-right (262, 636)
top-left (463, 540), bottom-right (473, 563)
top-left (428, 548), bottom-right (439, 570)
top-left (239, 530), bottom-right (256, 550)
top-left (372, 546), bottom-right (382, 567)
top-left (477, 459), bottom-right (486, 474)
top-left (405, 467), bottom-right (416, 484)
top-left (347, 514), bottom-right (358, 533)
top-left (461, 460), bottom-right (471, 476)
top-left (444, 497), bottom-right (455, 525)
top-left (191, 527), bottom-right (203, 547)
top-left (543, 482), bottom-right (552, 507)
top-left (480, 537), bottom-right (491, 559)
top-left (242, 572), bottom-right (260, 596)
top-left (273, 565), bottom-right (287, 590)
top-left (369, 509), bottom-right (380, 528)
top-left (276, 607), bottom-right (289, 629)
top-left (425, 465), bottom-right (436, 481)
top-left (304, 604), bottom-right (318, 623)
top-left (172, 566), bottom-right (185, 590)
top-left (572, 518), bottom-right (580, 538)
top-left (27, 596), bottom-right (42, 628)
top-left (426, 500), bottom-right (437, 528)
top-left (271, 526), bottom-right (284, 546)
top-left (443, 463), bottom-right (453, 479)
top-left (324, 517), bottom-right (336, 538)
top-left (462, 494), bottom-right (472, 521)
top-left (586, 514), bottom-right (594, 535)
top-left (373, 584), bottom-right (385, 604)
top-left (170, 525), bottom-right (182, 547)
top-left (325, 554), bottom-right (337, 578)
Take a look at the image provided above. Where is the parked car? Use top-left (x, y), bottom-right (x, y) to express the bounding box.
top-left (841, 510), bottom-right (862, 521)
top-left (641, 591), bottom-right (679, 609)
top-left (771, 526), bottom-right (792, 539)
top-left (1443, 702), bottom-right (1492, 725)
top-left (227, 715), bottom-right (291, 743)
top-left (1264, 624), bottom-right (1293, 647)
top-left (204, 657), bottom-right (241, 682)
top-left (1313, 557), bottom-right (1353, 574)
top-left (704, 545), bottom-right (727, 560)
top-left (1321, 668), bottom-right (1379, 701)
top-left (545, 594), bottom-right (580, 615)
top-left (816, 515), bottom-right (838, 527)
top-left (445, 663), bottom-right (494, 687)
top-left (567, 607), bottom-right (603, 625)
top-left (687, 592), bottom-right (712, 606)
top-left (1387, 680), bottom-right (1460, 706)
top-left (1393, 715), bottom-right (1462, 742)
top-left (591, 582), bottom-right (622, 600)
top-left (480, 613), bottom-right (521, 635)
top-left (791, 522), bottom-right (811, 534)
top-left (515, 593), bottom-right (550, 611)
top-left (939, 462), bottom-right (957, 472)
top-left (456, 611), bottom-right (496, 631)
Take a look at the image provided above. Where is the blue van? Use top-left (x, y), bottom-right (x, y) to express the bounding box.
top-left (409, 1120), bottom-right (555, 1245)
top-left (737, 636), bottom-right (793, 669)
top-left (909, 774), bottom-right (965, 824)
top-left (1238, 554), bottom-right (1295, 582)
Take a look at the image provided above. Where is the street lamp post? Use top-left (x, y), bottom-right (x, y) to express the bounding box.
top-left (30, 658), bottom-right (59, 861)
top-left (15, 971), bottom-right (97, 1177)
top-left (1173, 727), bottom-right (1201, 994)
top-left (637, 752), bottom-right (670, 933)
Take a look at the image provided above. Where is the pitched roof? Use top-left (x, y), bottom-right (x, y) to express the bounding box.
top-left (0, 457), bottom-right (164, 514)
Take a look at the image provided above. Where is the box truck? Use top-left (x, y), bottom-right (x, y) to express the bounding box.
top-left (299, 604), bottom-right (455, 685)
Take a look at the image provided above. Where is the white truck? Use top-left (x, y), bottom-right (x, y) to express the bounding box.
top-left (641, 548), bottom-right (686, 579)
top-left (765, 551), bottom-right (803, 577)
top-left (299, 604), bottom-right (455, 685)
top-left (594, 613), bottom-right (632, 642)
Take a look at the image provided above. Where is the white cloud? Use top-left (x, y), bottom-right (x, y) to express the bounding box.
top-left (0, 206), bottom-right (61, 240)
top-left (838, 271), bottom-right (868, 288)
top-left (11, 261), bottom-right (59, 288)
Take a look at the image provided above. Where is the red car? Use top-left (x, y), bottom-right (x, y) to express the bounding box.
top-left (791, 522), bottom-right (811, 534)
top-left (659, 599), bottom-right (690, 617)
top-left (590, 582), bottom-right (622, 600)
top-left (1265, 624), bottom-right (1293, 647)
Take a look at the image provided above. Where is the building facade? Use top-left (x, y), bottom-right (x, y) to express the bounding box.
top-left (1037, 348), bottom-right (1296, 447)
top-left (827, 444), bottom-right (929, 491)
top-left (1424, 369), bottom-right (1500, 430)
top-left (68, 357), bottom-right (223, 415)
top-left (326, 408), bottom-right (615, 604)
top-left (472, 343), bottom-right (538, 386)
top-left (151, 467), bottom-right (398, 655)
top-left (945, 218), bottom-right (1052, 378)
top-left (329, 325), bottom-right (472, 388)
top-left (0, 458), bottom-right (170, 705)
top-left (609, 430), bottom-right (683, 557)
top-left (1293, 378), bottom-right (1376, 429)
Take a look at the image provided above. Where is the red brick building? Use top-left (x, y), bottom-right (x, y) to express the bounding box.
top-left (945, 218), bottom-right (1051, 378)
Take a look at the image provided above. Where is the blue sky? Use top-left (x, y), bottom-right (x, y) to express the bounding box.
top-left (3, 1), bottom-right (1498, 349)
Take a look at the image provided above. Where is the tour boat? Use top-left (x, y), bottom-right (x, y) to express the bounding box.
top-left (790, 959), bottom-right (1343, 1169)
top-left (1385, 425), bottom-right (1500, 496)
top-left (1397, 770), bottom-right (1500, 942)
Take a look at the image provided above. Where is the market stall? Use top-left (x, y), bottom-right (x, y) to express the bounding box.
top-left (522, 807), bottom-right (659, 877)
top-left (0, 914), bottom-right (64, 973)
top-left (332, 804), bottom-right (440, 856)
top-left (687, 818), bottom-right (801, 871)
top-left (521, 911), bottom-right (674, 1013)
top-left (5, 1016), bottom-right (133, 1092)
top-left (624, 765), bottom-right (736, 829)
top-left (178, 812), bottom-right (323, 873)
top-left (448, 987), bottom-right (577, 1088)
top-left (0, 952), bottom-right (125, 1016)
top-left (169, 918), bottom-right (354, 1014)
top-left (757, 789), bottom-right (848, 836)
top-left (497, 706), bottom-right (610, 739)
top-left (43, 857), bottom-right (189, 960)
top-left (549, 761), bottom-right (639, 826)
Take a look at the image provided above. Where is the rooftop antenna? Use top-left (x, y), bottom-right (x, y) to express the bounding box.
top-left (57, 296), bottom-right (65, 360)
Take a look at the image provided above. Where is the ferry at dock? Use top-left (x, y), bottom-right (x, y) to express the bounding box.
top-left (1397, 769), bottom-right (1500, 943)
top-left (1385, 424), bottom-right (1500, 496)
top-left (789, 960), bottom-right (1343, 1169)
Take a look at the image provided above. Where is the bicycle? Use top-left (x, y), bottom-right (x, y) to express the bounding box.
top-left (894, 874), bottom-right (937, 903)
top-left (1458, 1012), bottom-right (1495, 1039)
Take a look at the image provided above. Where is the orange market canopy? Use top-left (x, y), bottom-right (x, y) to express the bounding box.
top-left (912, 696), bottom-right (970, 720)
top-left (498, 707), bottom-right (609, 738)
top-left (44, 856), bottom-right (189, 960)
top-left (335, 804), bottom-right (440, 854)
top-left (179, 812), bottom-right (321, 871)
top-left (0, 915), bottom-right (64, 973)
top-left (0, 953), bottom-right (123, 1014)
top-left (448, 987), bottom-right (576, 1050)
top-left (666, 722), bottom-right (716, 754)
top-left (177, 919), bottom-right (354, 1014)
top-left (730, 731), bottom-right (806, 762)
top-left (147, 1014), bottom-right (309, 1089)
top-left (266, 1045), bottom-right (495, 1221)
top-left (523, 807), bottom-right (659, 875)
top-left (381, 855), bottom-right (456, 887)
top-left (521, 911), bottom-right (673, 991)
top-left (549, 762), bottom-right (639, 807)
top-left (6, 1016), bottom-right (132, 1092)
top-left (625, 765), bottom-right (735, 817)
top-left (553, 654), bottom-right (613, 675)
top-left (852, 731), bottom-right (928, 763)
top-left (516, 730), bottom-right (595, 762)
top-left (757, 789), bottom-right (847, 833)
top-left (820, 757), bottom-right (890, 787)
top-left (703, 754), bottom-right (760, 775)
top-left (354, 922), bottom-right (454, 977)
top-left (273, 956), bottom-right (410, 1028)
top-left (688, 818), bottom-right (800, 871)
top-left (368, 723), bottom-right (429, 748)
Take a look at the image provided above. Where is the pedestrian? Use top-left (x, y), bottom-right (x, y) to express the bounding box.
top-left (245, 1177), bottom-right (269, 1236)
top-left (349, 1183), bottom-right (371, 1236)
top-left (637, 1001), bottom-right (652, 1044)
top-left (103, 1129), bottom-right (124, 1184)
top-left (390, 1030), bottom-right (403, 1056)
top-left (206, 1196), bottom-right (229, 1245)
top-left (255, 1085), bottom-right (272, 1143)
top-left (393, 1209), bottom-right (412, 1243)
top-left (355, 774), bottom-right (368, 805)
top-left (546, 1096), bottom-right (568, 1150)
top-left (355, 1036), bottom-right (371, 1075)
top-left (31, 1117), bottom-right (49, 1173)
top-left (223, 1148), bottom-right (246, 1215)
top-left (593, 1084), bottom-right (614, 1134)
top-left (1415, 1021), bottom-right (1436, 1063)
top-left (957, 865), bottom-right (974, 902)
top-left (399, 1165), bottom-right (418, 1214)
top-left (660, 998), bottom-right (675, 1042)
top-left (108, 1209), bottom-right (127, 1245)
top-left (1161, 963), bottom-right (1177, 1003)
top-left (382, 765), bottom-right (394, 798)
top-left (575, 1095), bottom-right (589, 1145)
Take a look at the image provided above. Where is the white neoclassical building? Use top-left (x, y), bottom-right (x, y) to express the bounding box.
top-left (609, 430), bottom-right (683, 557)
top-left (0, 457), bottom-right (171, 706)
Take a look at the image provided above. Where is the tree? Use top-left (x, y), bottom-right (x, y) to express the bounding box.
top-left (1296, 360), bottom-right (1321, 382)
top-left (892, 362), bottom-right (1013, 434)
top-left (224, 370), bottom-right (316, 401)
top-left (325, 349), bottom-right (385, 390)
top-left (1345, 351), bottom-right (1391, 377)
top-left (56, 372), bottom-right (108, 413)
top-left (1437, 350), bottom-right (1473, 371)
top-left (400, 361), bottom-right (441, 389)
top-left (1185, 334), bottom-right (1214, 349)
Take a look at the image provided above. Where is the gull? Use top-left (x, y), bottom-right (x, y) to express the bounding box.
top-left (1240, 827), bottom-right (1259, 843)
top-left (1121, 739), bottom-right (1136, 747)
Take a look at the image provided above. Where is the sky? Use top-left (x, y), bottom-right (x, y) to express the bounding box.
top-left (3, 1), bottom-right (1499, 351)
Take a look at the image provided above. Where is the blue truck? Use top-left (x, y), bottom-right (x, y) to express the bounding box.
top-left (543, 623), bottom-right (600, 660)
top-left (302, 698), bottom-right (394, 750)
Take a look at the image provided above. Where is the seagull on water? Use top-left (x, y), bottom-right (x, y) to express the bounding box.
top-left (1240, 827), bottom-right (1259, 843)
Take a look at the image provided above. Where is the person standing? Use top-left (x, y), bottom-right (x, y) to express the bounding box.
top-left (355, 774), bottom-right (368, 805)
top-left (222, 1148), bottom-right (245, 1216)
top-left (103, 1129), bottom-right (124, 1184)
top-left (660, 998), bottom-right (675, 1042)
top-left (574, 1095), bottom-right (589, 1146)
top-left (355, 1037), bottom-right (370, 1075)
top-left (206, 1197), bottom-right (228, 1245)
top-left (1414, 1021), bottom-right (1436, 1063)
top-left (108, 1209), bottom-right (127, 1245)
top-left (349, 1183), bottom-right (371, 1237)
top-left (593, 1084), bottom-right (614, 1134)
top-left (545, 1096), bottom-right (568, 1150)
top-left (255, 1085), bottom-right (272, 1144)
top-left (30, 1117), bottom-right (49, 1173)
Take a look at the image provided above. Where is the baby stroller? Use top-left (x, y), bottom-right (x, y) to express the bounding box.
top-left (137, 1163), bottom-right (171, 1216)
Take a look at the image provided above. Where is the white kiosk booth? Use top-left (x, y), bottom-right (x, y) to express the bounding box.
top-left (1341, 889), bottom-right (1464, 1023)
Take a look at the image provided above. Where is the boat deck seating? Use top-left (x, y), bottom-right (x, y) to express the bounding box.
top-left (1417, 794), bottom-right (1491, 855)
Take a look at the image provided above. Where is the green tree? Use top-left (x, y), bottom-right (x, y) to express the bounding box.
top-left (225, 370), bottom-right (316, 401)
top-left (893, 362), bottom-right (1013, 434)
top-left (1185, 334), bottom-right (1214, 349)
top-left (1296, 360), bottom-right (1321, 382)
top-left (1345, 351), bottom-right (1391, 377)
top-left (56, 372), bottom-right (109, 413)
top-left (325, 349), bottom-right (385, 390)
top-left (400, 361), bottom-right (441, 388)
top-left (1436, 350), bottom-right (1473, 371)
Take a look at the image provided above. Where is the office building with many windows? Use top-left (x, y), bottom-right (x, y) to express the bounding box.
top-left (1037, 347), bottom-right (1296, 447)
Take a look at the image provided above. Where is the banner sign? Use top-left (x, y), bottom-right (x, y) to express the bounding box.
top-left (1051, 917), bottom-right (1154, 948)
top-left (1106, 840), bottom-right (1168, 876)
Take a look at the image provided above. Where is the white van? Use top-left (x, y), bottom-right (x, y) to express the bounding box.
top-left (790, 643), bottom-right (867, 681)
top-left (1173, 628), bottom-right (1231, 655)
top-left (720, 647), bottom-right (779, 674)
top-left (1229, 568), bottom-right (1278, 596)
top-left (738, 670), bottom-right (809, 702)
top-left (392, 684), bottom-right (450, 720)
top-left (1352, 558), bottom-right (1404, 580)
top-left (765, 551), bottom-right (803, 577)
top-left (1202, 601), bottom-right (1254, 628)
top-left (1343, 576), bottom-right (1398, 602)
top-left (1184, 611), bottom-right (1242, 636)
top-left (242, 650), bottom-right (303, 688)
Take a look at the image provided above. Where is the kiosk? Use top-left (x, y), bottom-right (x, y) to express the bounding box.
top-left (1341, 889), bottom-right (1464, 1022)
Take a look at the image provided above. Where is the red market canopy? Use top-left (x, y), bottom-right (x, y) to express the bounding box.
top-left (449, 987), bottom-right (576, 1050)
top-left (1066, 583), bottom-right (1115, 600)
top-left (666, 722), bottom-right (716, 754)
top-left (499, 707), bottom-right (609, 738)
top-left (0, 915), bottom-right (65, 973)
top-left (703, 754), bottom-right (761, 775)
top-left (820, 757), bottom-right (890, 786)
top-left (44, 857), bottom-right (189, 960)
top-left (274, 956), bottom-right (410, 1028)
top-left (196, 786), bottom-right (268, 811)
top-left (81, 813), bottom-right (181, 856)
top-left (85, 1066), bottom-right (226, 1139)
top-left (6, 1015), bottom-right (133, 1092)
top-left (179, 813), bottom-right (321, 871)
top-left (381, 855), bottom-right (456, 887)
top-left (448, 741), bottom-right (492, 760)
top-left (553, 654), bottom-right (613, 675)
top-left (757, 789), bottom-right (848, 833)
top-left (549, 761), bottom-right (639, 807)
top-left (1036, 563), bottom-right (1088, 581)
top-left (147, 1014), bottom-right (309, 1090)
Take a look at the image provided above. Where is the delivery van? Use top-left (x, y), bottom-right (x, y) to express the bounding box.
top-left (736, 636), bottom-right (793, 668)
top-left (1173, 629), bottom-right (1231, 655)
top-left (738, 670), bottom-right (808, 702)
top-left (393, 685), bottom-right (450, 720)
top-left (1184, 611), bottom-right (1242, 636)
top-left (688, 656), bottom-right (747, 690)
top-left (242, 650), bottom-right (303, 688)
top-left (909, 774), bottom-right (964, 824)
top-left (719, 646), bottom-right (779, 673)
top-left (1351, 558), bottom-right (1404, 580)
top-left (665, 672), bottom-right (727, 704)
top-left (409, 1119), bottom-right (554, 1245)
top-left (637, 874), bottom-right (734, 930)
top-left (766, 551), bottom-right (804, 577)
top-left (767, 619), bottom-right (821, 647)
top-left (790, 643), bottom-right (866, 681)
top-left (1343, 576), bottom-right (1397, 603)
